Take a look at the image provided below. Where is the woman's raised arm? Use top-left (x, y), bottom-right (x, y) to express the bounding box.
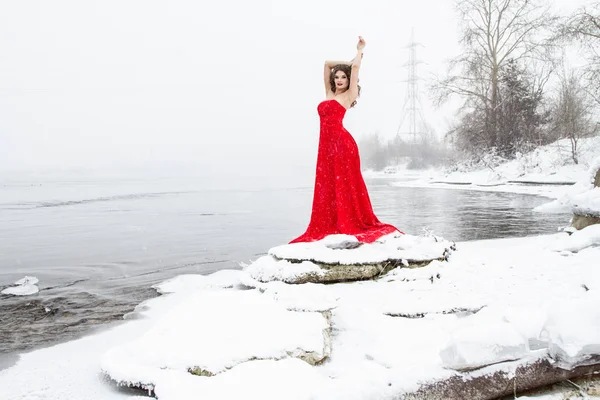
top-left (349, 36), bottom-right (366, 99)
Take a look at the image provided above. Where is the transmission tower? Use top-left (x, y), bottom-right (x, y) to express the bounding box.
top-left (396, 29), bottom-right (427, 145)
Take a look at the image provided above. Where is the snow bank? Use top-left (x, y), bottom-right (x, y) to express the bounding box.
top-left (535, 156), bottom-right (600, 215)
top-left (383, 137), bottom-right (600, 204)
top-left (541, 291), bottom-right (600, 369)
top-left (101, 289), bottom-right (330, 388)
top-left (2, 231), bottom-right (600, 400)
top-left (572, 188), bottom-right (600, 217)
top-left (440, 308), bottom-right (530, 371)
top-left (548, 223), bottom-right (600, 252)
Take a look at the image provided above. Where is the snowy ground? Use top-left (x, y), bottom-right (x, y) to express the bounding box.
top-left (365, 137), bottom-right (600, 210)
top-left (1, 225), bottom-right (599, 400)
top-left (2, 138), bottom-right (599, 399)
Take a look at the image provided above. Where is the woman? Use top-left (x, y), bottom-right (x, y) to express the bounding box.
top-left (290, 36), bottom-right (402, 244)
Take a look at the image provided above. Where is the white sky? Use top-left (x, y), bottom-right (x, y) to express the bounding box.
top-left (0, 0), bottom-right (593, 177)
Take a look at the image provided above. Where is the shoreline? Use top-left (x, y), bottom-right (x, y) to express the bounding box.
top-left (2, 228), bottom-right (598, 400)
top-left (387, 178), bottom-right (574, 200)
top-left (0, 180), bottom-right (573, 368)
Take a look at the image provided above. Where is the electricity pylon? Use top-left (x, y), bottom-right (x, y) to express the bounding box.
top-left (396, 28), bottom-right (428, 145)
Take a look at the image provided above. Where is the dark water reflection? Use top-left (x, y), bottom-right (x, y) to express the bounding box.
top-left (368, 180), bottom-right (569, 241)
top-left (0, 176), bottom-right (571, 357)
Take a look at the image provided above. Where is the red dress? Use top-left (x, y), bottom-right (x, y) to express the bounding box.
top-left (290, 99), bottom-right (402, 244)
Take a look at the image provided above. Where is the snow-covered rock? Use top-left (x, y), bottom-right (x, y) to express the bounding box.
top-left (101, 289), bottom-right (332, 390)
top-left (243, 256), bottom-right (327, 284)
top-left (535, 156), bottom-right (600, 227)
top-left (244, 233), bottom-right (455, 284)
top-left (270, 233), bottom-right (453, 265)
top-left (549, 223), bottom-right (600, 253)
top-left (570, 158), bottom-right (600, 229)
top-left (572, 187), bottom-right (600, 217)
top-left (440, 311), bottom-right (530, 371)
top-left (540, 291), bottom-right (600, 369)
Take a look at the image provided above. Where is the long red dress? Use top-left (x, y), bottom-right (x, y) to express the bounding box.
top-left (290, 99), bottom-right (402, 244)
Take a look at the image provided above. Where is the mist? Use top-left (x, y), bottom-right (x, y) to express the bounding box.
top-left (0, 0), bottom-right (587, 179)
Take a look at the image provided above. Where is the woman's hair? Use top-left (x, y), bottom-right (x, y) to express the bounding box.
top-left (330, 64), bottom-right (361, 108)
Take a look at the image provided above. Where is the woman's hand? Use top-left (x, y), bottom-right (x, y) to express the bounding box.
top-left (357, 36), bottom-right (366, 51)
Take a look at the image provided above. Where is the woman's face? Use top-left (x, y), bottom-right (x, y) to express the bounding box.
top-left (334, 71), bottom-right (349, 91)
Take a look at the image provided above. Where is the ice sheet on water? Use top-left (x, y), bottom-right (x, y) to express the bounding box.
top-left (1, 284), bottom-right (39, 296)
top-left (1, 275), bottom-right (40, 296)
top-left (14, 276), bottom-right (39, 285)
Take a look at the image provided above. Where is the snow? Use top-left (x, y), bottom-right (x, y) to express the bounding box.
top-left (548, 224), bottom-right (600, 253)
top-left (572, 186), bottom-right (600, 217)
top-left (153, 358), bottom-right (328, 400)
top-left (2, 137), bottom-right (600, 399)
top-left (267, 232), bottom-right (452, 265)
top-left (2, 226), bottom-right (600, 400)
top-left (153, 270), bottom-right (249, 293)
top-left (14, 276), bottom-right (39, 285)
top-left (243, 256), bottom-right (325, 283)
top-left (534, 156), bottom-right (600, 215)
top-left (1, 275), bottom-right (40, 296)
top-left (101, 290), bottom-right (330, 388)
top-left (1, 284), bottom-right (39, 296)
top-left (261, 281), bottom-right (338, 312)
top-left (541, 290), bottom-right (600, 369)
top-left (439, 308), bottom-right (530, 371)
top-left (372, 137), bottom-right (600, 207)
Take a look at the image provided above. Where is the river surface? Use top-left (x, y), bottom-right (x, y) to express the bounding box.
top-left (0, 174), bottom-right (571, 360)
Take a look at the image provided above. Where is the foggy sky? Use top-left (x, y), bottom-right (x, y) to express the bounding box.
top-left (0, 0), bottom-right (591, 176)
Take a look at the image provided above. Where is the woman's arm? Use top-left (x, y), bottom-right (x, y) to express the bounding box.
top-left (349, 36), bottom-right (366, 99)
top-left (323, 36), bottom-right (366, 96)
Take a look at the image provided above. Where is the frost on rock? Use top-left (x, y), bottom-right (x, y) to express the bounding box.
top-left (101, 289), bottom-right (331, 390)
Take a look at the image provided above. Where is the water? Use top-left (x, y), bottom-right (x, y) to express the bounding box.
top-left (0, 175), bottom-right (570, 358)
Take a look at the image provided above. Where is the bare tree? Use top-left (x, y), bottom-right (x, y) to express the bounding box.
top-left (561, 3), bottom-right (600, 106)
top-left (549, 69), bottom-right (598, 164)
top-left (434, 0), bottom-right (557, 155)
